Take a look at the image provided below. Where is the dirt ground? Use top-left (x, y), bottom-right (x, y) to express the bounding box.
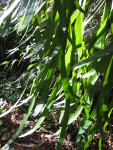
top-left (0, 105), bottom-right (113, 150)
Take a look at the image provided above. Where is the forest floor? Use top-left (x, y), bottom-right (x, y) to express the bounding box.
top-left (0, 72), bottom-right (113, 150)
top-left (1, 106), bottom-right (113, 150)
